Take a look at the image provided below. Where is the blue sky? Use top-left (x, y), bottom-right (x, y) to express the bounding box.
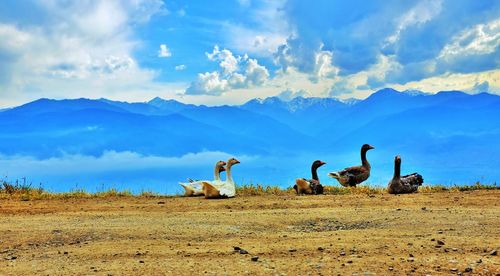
top-left (0, 0), bottom-right (499, 107)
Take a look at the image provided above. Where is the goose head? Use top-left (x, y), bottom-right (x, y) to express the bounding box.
top-left (227, 158), bottom-right (240, 167)
top-left (216, 160), bottom-right (227, 173)
top-left (361, 144), bottom-right (375, 152)
top-left (312, 160), bottom-right (326, 169)
top-left (394, 155), bottom-right (401, 165)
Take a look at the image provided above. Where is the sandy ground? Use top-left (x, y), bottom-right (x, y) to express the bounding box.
top-left (0, 190), bottom-right (499, 275)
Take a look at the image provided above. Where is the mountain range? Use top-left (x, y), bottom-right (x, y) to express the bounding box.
top-left (0, 88), bottom-right (498, 193)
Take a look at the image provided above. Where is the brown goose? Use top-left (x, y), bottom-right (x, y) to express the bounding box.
top-left (328, 144), bottom-right (374, 187)
top-left (294, 160), bottom-right (326, 195)
top-left (388, 155), bottom-right (423, 194)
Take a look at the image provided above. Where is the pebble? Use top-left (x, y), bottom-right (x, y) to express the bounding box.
top-left (239, 249), bottom-right (248, 255)
top-left (339, 251), bottom-right (346, 256)
top-left (157, 201), bottom-right (165, 204)
top-left (437, 240), bottom-right (445, 245)
top-left (139, 260), bottom-right (144, 263)
top-left (317, 247), bottom-right (324, 251)
top-left (464, 267), bottom-right (473, 273)
top-left (288, 249), bottom-right (297, 252)
top-left (233, 246), bottom-right (241, 251)
top-left (251, 256), bottom-right (259, 262)
top-left (489, 249), bottom-right (497, 256)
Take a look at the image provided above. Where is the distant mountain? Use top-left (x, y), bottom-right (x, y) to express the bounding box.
top-left (0, 89), bottom-right (499, 192)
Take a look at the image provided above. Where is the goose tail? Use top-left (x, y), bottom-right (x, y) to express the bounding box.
top-left (179, 182), bottom-right (195, 196)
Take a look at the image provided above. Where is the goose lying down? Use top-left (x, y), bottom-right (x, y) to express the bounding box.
top-left (179, 160), bottom-right (226, 196)
top-left (203, 158), bottom-right (240, 199)
top-left (294, 160), bottom-right (326, 195)
top-left (388, 155), bottom-right (423, 194)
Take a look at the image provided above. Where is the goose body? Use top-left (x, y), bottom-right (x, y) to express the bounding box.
top-left (179, 161), bottom-right (226, 196)
top-left (203, 158), bottom-right (240, 199)
top-left (294, 160), bottom-right (326, 195)
top-left (328, 144), bottom-right (374, 187)
top-left (388, 156), bottom-right (423, 194)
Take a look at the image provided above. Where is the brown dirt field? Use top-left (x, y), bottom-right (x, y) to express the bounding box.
top-left (1, 190), bottom-right (499, 275)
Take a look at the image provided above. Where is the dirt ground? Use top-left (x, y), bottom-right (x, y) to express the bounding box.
top-left (0, 190), bottom-right (499, 275)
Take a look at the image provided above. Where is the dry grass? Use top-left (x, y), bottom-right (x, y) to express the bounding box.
top-left (1, 179), bottom-right (497, 200)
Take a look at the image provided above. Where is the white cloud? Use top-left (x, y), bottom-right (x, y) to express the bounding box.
top-left (385, 0), bottom-right (443, 46)
top-left (206, 45), bottom-right (239, 75)
top-left (0, 150), bottom-right (253, 176)
top-left (0, 0), bottom-right (168, 107)
top-left (439, 19), bottom-right (500, 60)
top-left (186, 46), bottom-right (269, 95)
top-left (274, 40), bottom-right (339, 83)
top-left (186, 71), bottom-right (229, 95)
top-left (276, 89), bottom-right (309, 101)
top-left (223, 0), bottom-right (291, 57)
top-left (175, 64), bottom-right (186, 71)
top-left (158, 44), bottom-right (172, 58)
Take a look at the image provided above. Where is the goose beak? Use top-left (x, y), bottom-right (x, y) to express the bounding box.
top-left (320, 161), bottom-right (326, 165)
top-left (234, 159), bottom-right (240, 164)
top-left (369, 145), bottom-right (375, 150)
top-left (220, 166), bottom-right (226, 172)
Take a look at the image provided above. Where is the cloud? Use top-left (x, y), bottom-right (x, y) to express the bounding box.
top-left (175, 64), bottom-right (186, 71)
top-left (276, 89), bottom-right (309, 101)
top-left (0, 0), bottom-right (167, 106)
top-left (223, 0), bottom-right (290, 57)
top-left (470, 81), bottom-right (490, 93)
top-left (274, 39), bottom-right (339, 82)
top-left (158, 44), bottom-right (172, 58)
top-left (0, 150), bottom-right (247, 176)
top-left (185, 46), bottom-right (269, 95)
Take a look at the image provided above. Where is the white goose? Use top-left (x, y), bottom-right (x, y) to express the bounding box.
top-left (179, 160), bottom-right (226, 196)
top-left (202, 158), bottom-right (240, 199)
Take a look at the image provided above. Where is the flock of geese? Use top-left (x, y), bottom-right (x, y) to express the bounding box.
top-left (179, 144), bottom-right (423, 198)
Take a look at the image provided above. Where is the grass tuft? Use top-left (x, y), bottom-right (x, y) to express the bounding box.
top-left (1, 179), bottom-right (497, 201)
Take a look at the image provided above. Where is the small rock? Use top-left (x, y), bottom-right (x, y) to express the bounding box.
top-left (489, 249), bottom-right (497, 256)
top-left (476, 259), bottom-right (482, 263)
top-left (421, 207), bottom-right (427, 211)
top-left (251, 256), bottom-right (259, 262)
top-left (347, 260), bottom-right (353, 263)
top-left (388, 267), bottom-right (394, 271)
top-left (396, 208), bottom-right (401, 211)
top-left (5, 256), bottom-right (17, 260)
top-left (233, 246), bottom-right (241, 251)
top-left (409, 253), bottom-right (414, 257)
top-left (288, 249), bottom-right (297, 252)
top-left (139, 260), bottom-right (144, 263)
top-left (437, 240), bottom-right (445, 245)
top-left (450, 268), bottom-right (458, 272)
top-left (339, 251), bottom-right (346, 256)
top-left (239, 249), bottom-right (248, 255)
top-left (431, 238), bottom-right (436, 241)
top-left (157, 201), bottom-right (165, 204)
top-left (317, 247), bottom-right (324, 251)
top-left (63, 252), bottom-right (68, 255)
top-left (464, 267), bottom-right (473, 273)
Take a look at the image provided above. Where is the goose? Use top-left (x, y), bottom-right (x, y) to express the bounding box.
top-left (203, 158), bottom-right (240, 199)
top-left (328, 144), bottom-right (374, 187)
top-left (294, 160), bottom-right (326, 195)
top-left (388, 155), bottom-right (423, 194)
top-left (179, 160), bottom-right (226, 196)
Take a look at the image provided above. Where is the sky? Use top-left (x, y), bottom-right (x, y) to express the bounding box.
top-left (0, 0), bottom-right (499, 108)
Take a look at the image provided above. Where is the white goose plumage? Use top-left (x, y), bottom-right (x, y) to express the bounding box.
top-left (202, 158), bottom-right (240, 198)
top-left (179, 160), bottom-right (226, 196)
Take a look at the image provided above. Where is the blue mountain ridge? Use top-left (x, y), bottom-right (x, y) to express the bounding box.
top-left (0, 89), bottom-right (498, 193)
